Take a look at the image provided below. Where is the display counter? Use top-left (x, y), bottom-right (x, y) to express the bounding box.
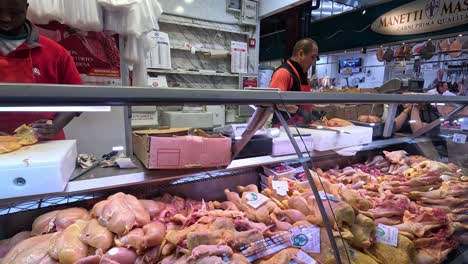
top-left (0, 84), bottom-right (467, 264)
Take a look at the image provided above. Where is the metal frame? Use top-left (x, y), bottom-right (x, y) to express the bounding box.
top-left (2, 83), bottom-right (468, 263)
top-left (1, 84), bottom-right (468, 106)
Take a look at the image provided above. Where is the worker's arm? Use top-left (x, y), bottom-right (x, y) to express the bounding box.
top-left (394, 105), bottom-right (411, 131)
top-left (31, 113), bottom-right (77, 138)
top-left (409, 104), bottom-right (428, 133)
top-left (32, 44), bottom-right (86, 138)
top-left (270, 69), bottom-right (298, 113)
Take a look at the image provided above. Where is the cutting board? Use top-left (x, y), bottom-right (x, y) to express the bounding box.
top-left (0, 140), bottom-right (77, 199)
top-left (293, 126), bottom-right (373, 151)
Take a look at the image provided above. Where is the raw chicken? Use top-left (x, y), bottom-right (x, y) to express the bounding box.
top-left (140, 200), bottom-right (167, 219)
top-left (48, 220), bottom-right (88, 264)
top-left (31, 210), bottom-right (59, 236)
top-left (188, 245), bottom-right (233, 261)
top-left (366, 234), bottom-right (416, 264)
top-left (350, 214), bottom-right (375, 249)
top-left (255, 248), bottom-right (300, 264)
top-left (115, 228), bottom-right (146, 254)
top-left (103, 247), bottom-right (137, 264)
top-left (55, 208), bottom-right (90, 231)
top-left (143, 221), bottom-right (166, 247)
top-left (95, 192), bottom-right (150, 235)
top-left (383, 150), bottom-right (408, 165)
top-left (396, 208), bottom-right (448, 237)
top-left (80, 219), bottom-right (114, 251)
top-left (0, 231), bottom-right (31, 259)
top-left (0, 234), bottom-right (54, 264)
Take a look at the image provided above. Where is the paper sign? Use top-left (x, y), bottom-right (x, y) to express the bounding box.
top-left (290, 226), bottom-right (321, 253)
top-left (272, 181), bottom-right (289, 196)
top-left (296, 250), bottom-right (317, 264)
top-left (116, 158), bottom-right (137, 169)
top-left (318, 191), bottom-right (340, 202)
top-left (453, 133), bottom-right (467, 144)
top-left (462, 119), bottom-right (468, 130)
top-left (376, 224), bottom-right (398, 247)
top-left (245, 192), bottom-right (269, 209)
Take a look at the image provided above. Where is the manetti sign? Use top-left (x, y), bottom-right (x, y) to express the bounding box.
top-left (371, 0), bottom-right (468, 35)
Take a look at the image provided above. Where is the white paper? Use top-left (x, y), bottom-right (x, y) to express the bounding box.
top-left (376, 224), bottom-right (399, 247)
top-left (290, 226), bottom-right (320, 253)
top-left (296, 250), bottom-right (317, 264)
top-left (462, 118), bottom-right (468, 130)
top-left (245, 192), bottom-right (269, 209)
top-left (116, 158), bottom-right (138, 169)
top-left (318, 191), bottom-right (340, 202)
top-left (231, 41), bottom-right (248, 73)
top-left (272, 181), bottom-right (289, 196)
top-left (453, 133), bottom-right (467, 144)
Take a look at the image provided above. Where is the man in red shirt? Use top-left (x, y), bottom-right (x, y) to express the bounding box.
top-left (270, 38), bottom-right (319, 126)
top-left (0, 0), bottom-right (82, 139)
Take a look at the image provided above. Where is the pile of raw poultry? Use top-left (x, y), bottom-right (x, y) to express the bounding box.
top-left (0, 150), bottom-right (467, 264)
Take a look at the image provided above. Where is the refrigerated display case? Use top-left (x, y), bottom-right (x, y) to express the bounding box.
top-left (0, 83), bottom-right (467, 264)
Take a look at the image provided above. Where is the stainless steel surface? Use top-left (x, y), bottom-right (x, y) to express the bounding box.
top-left (274, 107), bottom-right (343, 264)
top-left (2, 84), bottom-right (468, 106)
top-left (383, 103), bottom-right (398, 138)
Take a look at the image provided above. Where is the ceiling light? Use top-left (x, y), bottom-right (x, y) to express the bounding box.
top-left (459, 34), bottom-right (463, 37)
top-left (175, 6), bottom-right (184, 14)
top-left (362, 9), bottom-right (366, 15)
top-left (184, 0), bottom-right (194, 3)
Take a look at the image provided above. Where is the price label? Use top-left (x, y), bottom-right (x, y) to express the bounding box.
top-left (453, 133), bottom-right (467, 144)
top-left (318, 191), bottom-right (340, 202)
top-left (272, 181), bottom-right (289, 196)
top-left (376, 224), bottom-right (398, 247)
top-left (245, 192), bottom-right (269, 209)
top-left (290, 226), bottom-right (320, 253)
top-left (296, 250), bottom-right (317, 264)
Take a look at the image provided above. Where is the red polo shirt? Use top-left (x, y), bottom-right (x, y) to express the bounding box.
top-left (0, 22), bottom-right (82, 138)
top-left (5, 37), bottom-right (82, 85)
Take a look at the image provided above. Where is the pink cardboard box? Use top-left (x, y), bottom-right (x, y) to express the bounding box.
top-left (133, 128), bottom-right (232, 169)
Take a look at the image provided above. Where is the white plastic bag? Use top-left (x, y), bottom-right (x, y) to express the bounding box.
top-left (27, 0), bottom-right (65, 24)
top-left (98, 0), bottom-right (141, 11)
top-left (103, 0), bottom-right (162, 36)
top-left (63, 0), bottom-right (103, 32)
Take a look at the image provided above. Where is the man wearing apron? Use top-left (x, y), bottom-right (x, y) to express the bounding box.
top-left (0, 0), bottom-right (82, 139)
top-left (269, 38), bottom-right (319, 127)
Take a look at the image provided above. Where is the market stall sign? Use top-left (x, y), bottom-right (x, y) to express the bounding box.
top-left (371, 0), bottom-right (468, 35)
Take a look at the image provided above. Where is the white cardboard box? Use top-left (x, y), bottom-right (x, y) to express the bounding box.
top-left (272, 134), bottom-right (314, 156)
top-left (294, 126), bottom-right (373, 151)
top-left (0, 140), bottom-right (77, 199)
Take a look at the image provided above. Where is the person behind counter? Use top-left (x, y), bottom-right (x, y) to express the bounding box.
top-left (427, 81), bottom-right (456, 96)
top-left (0, 0), bottom-right (82, 139)
top-left (269, 38), bottom-right (319, 126)
top-left (394, 103), bottom-right (440, 135)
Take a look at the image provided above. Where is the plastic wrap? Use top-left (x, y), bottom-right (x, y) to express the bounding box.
top-left (63, 0), bottom-right (103, 32)
top-left (27, 0), bottom-right (65, 25)
top-left (102, 0), bottom-right (162, 36)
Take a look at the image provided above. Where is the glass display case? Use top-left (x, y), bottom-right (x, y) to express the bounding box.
top-left (0, 83), bottom-right (467, 264)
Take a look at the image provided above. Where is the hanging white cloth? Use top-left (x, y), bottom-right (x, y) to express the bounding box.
top-left (27, 0), bottom-right (65, 25)
top-left (63, 0), bottom-right (103, 32)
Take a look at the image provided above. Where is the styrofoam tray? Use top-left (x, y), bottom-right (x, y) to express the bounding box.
top-left (0, 140), bottom-right (77, 199)
top-left (271, 135), bottom-right (314, 156)
top-left (293, 126), bottom-right (373, 151)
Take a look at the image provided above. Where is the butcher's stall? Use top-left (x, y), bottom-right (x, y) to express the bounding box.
top-left (0, 85), bottom-right (467, 264)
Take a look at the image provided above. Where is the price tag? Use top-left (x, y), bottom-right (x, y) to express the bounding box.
top-left (453, 133), bottom-right (467, 144)
top-left (290, 226), bottom-right (320, 253)
top-left (376, 224), bottom-right (398, 247)
top-left (272, 181), bottom-right (289, 196)
top-left (296, 250), bottom-right (317, 264)
top-left (245, 192), bottom-right (269, 209)
top-left (318, 191), bottom-right (340, 202)
top-left (461, 119), bottom-right (468, 130)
